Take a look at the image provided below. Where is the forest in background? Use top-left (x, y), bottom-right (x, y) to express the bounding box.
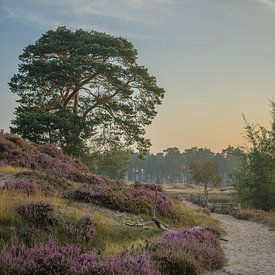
top-left (86, 146), bottom-right (243, 185)
top-left (127, 146), bottom-right (243, 185)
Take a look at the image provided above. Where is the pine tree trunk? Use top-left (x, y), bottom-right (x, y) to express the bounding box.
top-left (73, 91), bottom-right (79, 113)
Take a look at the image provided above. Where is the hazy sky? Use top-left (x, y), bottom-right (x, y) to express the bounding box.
top-left (0, 0), bottom-right (274, 153)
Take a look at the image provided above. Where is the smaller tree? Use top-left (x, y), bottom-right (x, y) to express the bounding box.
top-left (189, 160), bottom-right (221, 207)
top-left (234, 101), bottom-right (275, 211)
top-left (84, 149), bottom-right (132, 180)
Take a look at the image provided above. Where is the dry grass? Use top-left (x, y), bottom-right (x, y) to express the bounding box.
top-left (0, 190), bottom-right (63, 226)
top-left (0, 186), bottom-right (223, 256)
top-left (164, 184), bottom-right (236, 204)
top-left (0, 188), bottom-right (158, 254)
top-left (61, 202), bottom-right (161, 255)
top-left (0, 165), bottom-right (29, 175)
top-left (164, 184), bottom-right (235, 194)
top-left (169, 200), bottom-right (220, 230)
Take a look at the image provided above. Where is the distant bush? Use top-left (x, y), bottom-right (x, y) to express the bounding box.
top-left (64, 216), bottom-right (96, 242)
top-left (150, 228), bottom-right (225, 275)
top-left (234, 208), bottom-right (275, 228)
top-left (16, 202), bottom-right (57, 227)
top-left (3, 179), bottom-right (38, 193)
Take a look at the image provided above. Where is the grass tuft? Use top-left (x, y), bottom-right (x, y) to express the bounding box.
top-left (0, 166), bottom-right (29, 175)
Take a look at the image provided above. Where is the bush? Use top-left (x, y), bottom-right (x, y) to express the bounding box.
top-left (0, 133), bottom-right (110, 188)
top-left (65, 187), bottom-right (153, 215)
top-left (100, 252), bottom-right (159, 275)
top-left (234, 208), bottom-right (275, 228)
top-left (126, 183), bottom-right (172, 215)
top-left (0, 241), bottom-right (158, 275)
top-left (3, 179), bottom-right (38, 193)
top-left (16, 202), bottom-right (57, 227)
top-left (0, 240), bottom-right (98, 275)
top-left (234, 103), bottom-right (275, 211)
top-left (16, 226), bottom-right (34, 245)
top-left (66, 183), bottom-right (172, 216)
top-left (150, 228), bottom-right (225, 274)
top-left (64, 216), bottom-right (96, 242)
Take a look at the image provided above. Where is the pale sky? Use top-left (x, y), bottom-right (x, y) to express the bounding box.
top-left (0, 0), bottom-right (274, 153)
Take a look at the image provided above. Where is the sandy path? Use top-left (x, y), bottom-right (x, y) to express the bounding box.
top-left (206, 213), bottom-right (275, 275)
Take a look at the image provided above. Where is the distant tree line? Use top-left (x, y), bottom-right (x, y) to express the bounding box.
top-left (127, 146), bottom-right (243, 185)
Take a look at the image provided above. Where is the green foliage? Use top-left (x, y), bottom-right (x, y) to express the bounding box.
top-left (189, 160), bottom-right (221, 187)
top-left (128, 146), bottom-right (242, 185)
top-left (84, 149), bottom-right (132, 180)
top-left (234, 102), bottom-right (275, 211)
top-left (10, 26), bottom-right (165, 157)
top-left (189, 160), bottom-right (221, 206)
top-left (11, 109), bottom-right (93, 157)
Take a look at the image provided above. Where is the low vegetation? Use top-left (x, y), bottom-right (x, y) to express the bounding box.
top-left (234, 102), bottom-right (275, 211)
top-left (164, 184), bottom-right (236, 205)
top-left (150, 228), bottom-right (225, 275)
top-left (0, 133), bottom-right (226, 274)
top-left (234, 209), bottom-right (275, 229)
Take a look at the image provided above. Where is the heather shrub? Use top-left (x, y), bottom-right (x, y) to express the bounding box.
top-left (16, 202), bottom-right (57, 227)
top-left (0, 240), bottom-right (98, 275)
top-left (66, 183), bottom-right (172, 216)
top-left (127, 183), bottom-right (172, 215)
top-left (0, 133), bottom-right (109, 188)
top-left (19, 170), bottom-right (73, 194)
top-left (16, 226), bottom-right (34, 245)
top-left (3, 179), bottom-right (38, 193)
top-left (100, 252), bottom-right (159, 275)
top-left (36, 144), bottom-right (64, 159)
top-left (234, 208), bottom-right (266, 220)
top-left (0, 241), bottom-right (160, 275)
top-left (64, 216), bottom-right (96, 242)
top-left (65, 187), bottom-right (153, 215)
top-left (234, 208), bottom-right (275, 228)
top-left (150, 228), bottom-right (225, 274)
top-left (0, 227), bottom-right (14, 243)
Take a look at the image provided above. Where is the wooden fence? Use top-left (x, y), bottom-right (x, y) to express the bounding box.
top-left (211, 202), bottom-right (241, 214)
top-left (187, 193), bottom-right (240, 215)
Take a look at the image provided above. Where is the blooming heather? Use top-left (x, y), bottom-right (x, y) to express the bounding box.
top-left (0, 240), bottom-right (98, 275)
top-left (101, 252), bottom-right (160, 275)
top-left (150, 228), bottom-right (226, 274)
top-left (0, 241), bottom-right (158, 275)
top-left (16, 202), bottom-right (57, 227)
top-left (64, 216), bottom-right (96, 242)
top-left (66, 183), bottom-right (172, 216)
top-left (126, 183), bottom-right (171, 215)
top-left (3, 179), bottom-right (38, 193)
